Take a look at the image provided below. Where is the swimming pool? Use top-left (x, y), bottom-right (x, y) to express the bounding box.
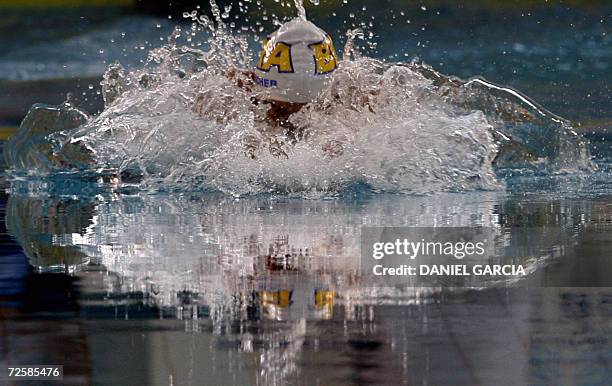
top-left (0, 1), bottom-right (611, 385)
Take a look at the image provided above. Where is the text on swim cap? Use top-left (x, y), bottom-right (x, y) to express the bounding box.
top-left (309, 35), bottom-right (338, 74)
top-left (257, 40), bottom-right (294, 73)
top-left (254, 75), bottom-right (278, 88)
top-left (257, 35), bottom-right (338, 75)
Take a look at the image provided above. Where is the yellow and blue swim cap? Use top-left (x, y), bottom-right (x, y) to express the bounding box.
top-left (255, 18), bottom-right (338, 104)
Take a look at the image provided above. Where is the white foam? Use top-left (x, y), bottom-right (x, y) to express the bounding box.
top-left (7, 15), bottom-right (592, 196)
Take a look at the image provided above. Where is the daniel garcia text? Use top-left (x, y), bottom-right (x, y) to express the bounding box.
top-left (371, 239), bottom-right (525, 277)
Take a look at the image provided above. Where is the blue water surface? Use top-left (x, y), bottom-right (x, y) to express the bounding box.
top-left (0, 2), bottom-right (611, 385)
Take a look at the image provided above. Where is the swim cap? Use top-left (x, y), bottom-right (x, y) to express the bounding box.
top-left (255, 18), bottom-right (338, 104)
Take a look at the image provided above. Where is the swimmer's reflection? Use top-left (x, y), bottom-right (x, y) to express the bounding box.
top-left (6, 191), bottom-right (602, 323)
top-left (6, 194), bottom-right (95, 272)
top-left (256, 289), bottom-right (335, 320)
top-left (5, 192), bottom-right (610, 385)
top-left (6, 192), bottom-right (357, 321)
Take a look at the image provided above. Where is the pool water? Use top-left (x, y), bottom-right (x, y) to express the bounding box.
top-left (2, 189), bottom-right (612, 385)
top-left (0, 1), bottom-right (611, 385)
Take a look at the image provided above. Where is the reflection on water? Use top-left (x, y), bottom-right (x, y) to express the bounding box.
top-left (4, 189), bottom-right (598, 304)
top-left (1, 187), bottom-right (611, 385)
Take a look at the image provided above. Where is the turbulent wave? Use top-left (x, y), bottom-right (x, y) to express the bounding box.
top-left (4, 9), bottom-right (593, 197)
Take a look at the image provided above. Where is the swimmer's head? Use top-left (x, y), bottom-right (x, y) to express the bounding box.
top-left (254, 18), bottom-right (338, 104)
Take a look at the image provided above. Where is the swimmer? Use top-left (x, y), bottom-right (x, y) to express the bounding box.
top-left (11, 18), bottom-right (537, 176)
top-left (251, 18), bottom-right (338, 122)
top-left (192, 18), bottom-right (342, 158)
top-left (192, 18), bottom-right (536, 162)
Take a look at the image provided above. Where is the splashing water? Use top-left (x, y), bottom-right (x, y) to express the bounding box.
top-left (4, 1), bottom-right (593, 197)
top-left (293, 0), bottom-right (321, 20)
top-left (294, 0), bottom-right (307, 21)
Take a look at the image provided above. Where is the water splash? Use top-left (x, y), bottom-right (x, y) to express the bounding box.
top-left (343, 28), bottom-right (364, 61)
top-left (294, 0), bottom-right (307, 21)
top-left (4, 3), bottom-right (593, 197)
top-left (293, 0), bottom-right (323, 20)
